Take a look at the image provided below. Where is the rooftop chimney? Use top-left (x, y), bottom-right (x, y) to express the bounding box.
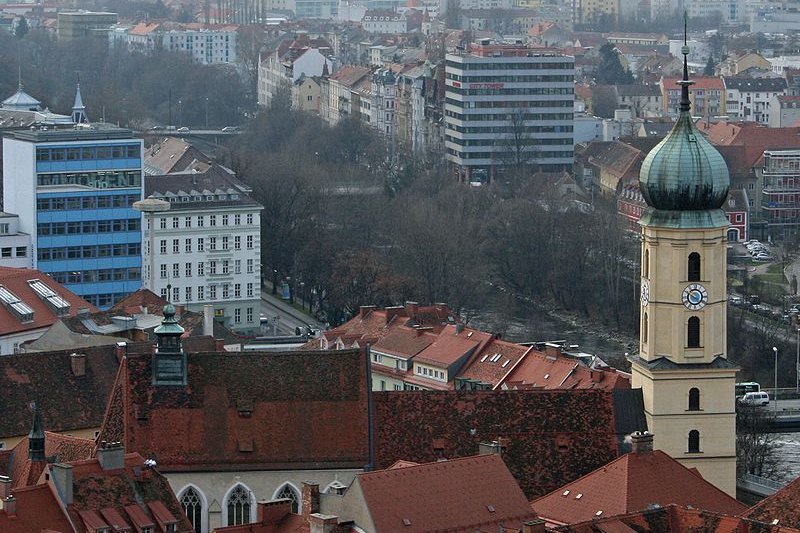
top-left (203, 305), bottom-right (214, 337)
top-left (3, 496), bottom-right (15, 516)
top-left (115, 341), bottom-right (127, 362)
top-left (630, 431), bottom-right (654, 454)
top-left (522, 519), bottom-right (546, 533)
top-left (69, 352), bottom-right (86, 377)
top-left (455, 323), bottom-right (465, 334)
top-left (98, 441), bottom-right (125, 471)
top-left (384, 306), bottom-right (404, 324)
top-left (302, 482), bottom-right (320, 518)
top-left (257, 499), bottom-right (293, 524)
top-left (478, 441), bottom-right (503, 456)
top-left (0, 476), bottom-right (10, 501)
top-left (544, 343), bottom-right (561, 359)
top-left (50, 463), bottom-right (73, 506)
top-left (404, 301), bottom-right (419, 318)
top-left (359, 305), bottom-right (376, 319)
top-left (309, 513), bottom-right (339, 533)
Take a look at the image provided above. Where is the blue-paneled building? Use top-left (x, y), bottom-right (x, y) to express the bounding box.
top-left (3, 128), bottom-right (144, 309)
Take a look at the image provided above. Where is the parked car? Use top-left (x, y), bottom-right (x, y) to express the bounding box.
top-left (753, 253), bottom-right (774, 262)
top-left (221, 126), bottom-right (238, 132)
top-left (729, 295), bottom-right (743, 306)
top-left (739, 391), bottom-right (770, 406)
top-left (177, 126), bottom-right (189, 132)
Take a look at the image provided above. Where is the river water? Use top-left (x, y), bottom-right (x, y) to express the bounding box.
top-left (467, 294), bottom-right (800, 483)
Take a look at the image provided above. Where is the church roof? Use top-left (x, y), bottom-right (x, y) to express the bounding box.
top-left (1, 85), bottom-right (41, 111)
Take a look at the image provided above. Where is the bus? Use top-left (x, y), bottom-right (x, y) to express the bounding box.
top-left (735, 382), bottom-right (760, 398)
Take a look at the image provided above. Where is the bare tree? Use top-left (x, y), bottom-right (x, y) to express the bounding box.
top-left (737, 403), bottom-right (781, 479)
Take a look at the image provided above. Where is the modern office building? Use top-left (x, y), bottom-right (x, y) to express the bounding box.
top-left (137, 168), bottom-right (263, 334)
top-left (2, 127), bottom-right (144, 309)
top-left (444, 39), bottom-right (575, 184)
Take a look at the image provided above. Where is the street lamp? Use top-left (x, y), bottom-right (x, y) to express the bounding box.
top-left (205, 97), bottom-right (209, 128)
top-left (797, 328), bottom-right (800, 394)
top-left (178, 99), bottom-right (183, 127)
top-left (773, 346), bottom-right (779, 410)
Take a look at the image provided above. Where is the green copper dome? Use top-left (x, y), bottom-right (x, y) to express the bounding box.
top-left (638, 29), bottom-right (729, 212)
top-left (638, 114), bottom-right (729, 210)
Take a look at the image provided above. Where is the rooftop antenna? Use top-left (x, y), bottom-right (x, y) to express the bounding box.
top-left (677, 11), bottom-right (693, 114)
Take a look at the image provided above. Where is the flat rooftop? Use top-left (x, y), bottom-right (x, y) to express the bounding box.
top-left (3, 126), bottom-right (136, 143)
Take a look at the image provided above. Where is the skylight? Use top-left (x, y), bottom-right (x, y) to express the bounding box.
top-left (28, 279), bottom-right (70, 316)
top-left (0, 285), bottom-right (34, 322)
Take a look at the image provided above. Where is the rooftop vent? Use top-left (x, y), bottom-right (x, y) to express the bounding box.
top-left (403, 518), bottom-right (412, 526)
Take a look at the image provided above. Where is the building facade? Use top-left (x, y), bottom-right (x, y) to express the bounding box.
top-left (759, 149), bottom-right (800, 240)
top-left (138, 171), bottom-right (263, 334)
top-left (444, 39), bottom-right (574, 183)
top-left (724, 77), bottom-right (787, 123)
top-left (2, 128), bottom-right (144, 309)
top-left (0, 213), bottom-right (31, 269)
top-left (112, 22), bottom-right (238, 65)
top-left (631, 46), bottom-right (737, 497)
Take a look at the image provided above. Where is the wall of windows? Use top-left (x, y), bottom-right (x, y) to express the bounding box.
top-left (37, 218), bottom-right (140, 235)
top-left (37, 171), bottom-right (142, 188)
top-left (36, 194), bottom-right (140, 210)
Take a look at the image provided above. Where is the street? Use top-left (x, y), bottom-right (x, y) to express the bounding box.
top-left (259, 288), bottom-right (323, 337)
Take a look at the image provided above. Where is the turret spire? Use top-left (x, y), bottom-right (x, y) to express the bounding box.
top-left (28, 401), bottom-right (45, 462)
top-left (677, 12), bottom-right (693, 113)
top-left (72, 72), bottom-right (88, 124)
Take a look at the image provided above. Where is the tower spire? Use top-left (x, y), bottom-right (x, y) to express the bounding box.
top-left (28, 401), bottom-right (45, 462)
top-left (72, 72), bottom-right (88, 124)
top-left (677, 11), bottom-right (693, 113)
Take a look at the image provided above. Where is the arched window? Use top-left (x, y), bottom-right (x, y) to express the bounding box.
top-left (688, 252), bottom-right (701, 282)
top-left (688, 430), bottom-right (700, 453)
top-left (687, 316), bottom-right (700, 348)
top-left (275, 484), bottom-right (301, 514)
top-left (226, 485), bottom-right (251, 526)
top-left (642, 313), bottom-right (648, 343)
top-left (644, 249), bottom-right (650, 278)
top-left (180, 487), bottom-right (203, 533)
top-left (688, 388), bottom-right (700, 411)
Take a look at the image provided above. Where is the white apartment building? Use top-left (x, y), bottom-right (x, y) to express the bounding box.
top-left (258, 37), bottom-right (335, 108)
top-left (361, 10), bottom-right (408, 33)
top-left (724, 76), bottom-right (787, 123)
top-left (137, 170), bottom-right (263, 334)
top-left (444, 39), bottom-right (575, 184)
top-left (0, 213), bottom-right (32, 269)
top-left (111, 22), bottom-right (238, 65)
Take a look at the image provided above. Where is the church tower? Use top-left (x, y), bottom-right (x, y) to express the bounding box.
top-left (71, 75), bottom-right (88, 125)
top-left (629, 20), bottom-right (738, 496)
top-left (152, 303), bottom-right (187, 386)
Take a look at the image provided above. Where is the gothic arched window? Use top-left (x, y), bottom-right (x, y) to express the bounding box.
top-left (688, 316), bottom-right (700, 348)
top-left (688, 387), bottom-right (700, 411)
top-left (688, 430), bottom-right (700, 453)
top-left (688, 252), bottom-right (701, 282)
top-left (226, 485), bottom-right (251, 526)
top-left (643, 313), bottom-right (648, 343)
top-left (276, 484), bottom-right (300, 514)
top-left (180, 487), bottom-right (203, 533)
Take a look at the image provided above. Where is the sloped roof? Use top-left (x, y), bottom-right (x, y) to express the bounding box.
top-left (0, 346), bottom-right (121, 439)
top-left (1, 431), bottom-right (94, 489)
top-left (318, 304), bottom-right (455, 346)
top-left (371, 327), bottom-right (437, 359)
top-left (1, 85), bottom-right (41, 111)
top-left (0, 266), bottom-right (97, 336)
top-left (743, 474), bottom-right (800, 528)
top-left (109, 288), bottom-right (167, 316)
top-left (724, 76), bottom-right (787, 92)
top-left (329, 66), bottom-right (372, 88)
top-left (0, 483), bottom-right (72, 533)
top-left (413, 324), bottom-right (490, 367)
top-left (373, 389), bottom-right (644, 499)
top-left (555, 504), bottom-right (800, 532)
top-left (532, 449), bottom-right (746, 525)
top-left (662, 75), bottom-right (724, 91)
top-left (457, 338), bottom-right (531, 387)
top-left (356, 454), bottom-right (538, 532)
top-left (501, 349), bottom-right (630, 391)
top-left (99, 349), bottom-right (370, 471)
top-left (143, 137), bottom-right (213, 175)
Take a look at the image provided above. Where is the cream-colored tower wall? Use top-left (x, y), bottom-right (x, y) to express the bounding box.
top-left (639, 224), bottom-right (727, 363)
top-left (633, 218), bottom-right (737, 497)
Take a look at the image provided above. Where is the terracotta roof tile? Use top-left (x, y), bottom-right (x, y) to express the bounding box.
top-left (662, 75), bottom-right (724, 90)
top-left (0, 346), bottom-right (121, 439)
top-left (104, 349), bottom-right (370, 471)
top-left (0, 267), bottom-right (97, 336)
top-left (4, 431), bottom-right (94, 489)
top-left (413, 325), bottom-right (490, 367)
top-left (373, 389), bottom-right (639, 499)
top-left (532, 449), bottom-right (746, 525)
top-left (0, 484), bottom-right (72, 533)
top-left (357, 455), bottom-right (538, 532)
top-left (457, 338), bottom-right (531, 387)
top-left (743, 473), bottom-right (800, 527)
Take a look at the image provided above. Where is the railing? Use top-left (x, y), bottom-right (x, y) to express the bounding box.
top-left (739, 472), bottom-right (786, 492)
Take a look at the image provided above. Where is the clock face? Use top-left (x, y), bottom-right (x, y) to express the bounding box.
top-left (641, 279), bottom-right (650, 307)
top-left (682, 283), bottom-right (708, 311)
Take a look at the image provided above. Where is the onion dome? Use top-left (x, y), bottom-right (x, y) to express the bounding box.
top-left (638, 35), bottom-right (729, 211)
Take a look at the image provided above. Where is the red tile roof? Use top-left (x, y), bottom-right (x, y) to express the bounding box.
top-left (109, 288), bottom-right (167, 316)
top-left (0, 346), bottom-right (121, 439)
top-left (371, 327), bottom-right (436, 358)
top-left (356, 454), bottom-right (538, 532)
top-left (501, 348), bottom-right (630, 391)
top-left (413, 324), bottom-right (491, 367)
top-left (0, 267), bottom-right (96, 336)
top-left (662, 75), bottom-right (724, 90)
top-left (743, 473), bottom-right (800, 527)
top-left (0, 483), bottom-right (72, 533)
top-left (373, 389), bottom-right (645, 499)
top-left (2, 431), bottom-right (94, 489)
top-left (100, 349), bottom-right (370, 471)
top-left (457, 338), bottom-right (531, 387)
top-left (555, 504), bottom-right (800, 532)
top-left (531, 449), bottom-right (746, 525)
top-left (702, 121), bottom-right (800, 171)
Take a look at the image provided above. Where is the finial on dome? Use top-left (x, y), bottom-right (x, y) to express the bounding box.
top-left (677, 11), bottom-right (693, 113)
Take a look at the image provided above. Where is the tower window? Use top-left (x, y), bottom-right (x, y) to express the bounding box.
top-left (688, 387), bottom-right (700, 411)
top-left (688, 429), bottom-right (700, 453)
top-left (642, 313), bottom-right (648, 343)
top-left (687, 316), bottom-right (700, 348)
top-left (644, 248), bottom-right (649, 278)
top-left (688, 252), bottom-right (701, 281)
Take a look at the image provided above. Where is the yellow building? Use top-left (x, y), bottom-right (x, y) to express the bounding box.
top-left (575, 0), bottom-right (618, 24)
top-left (630, 42), bottom-right (737, 497)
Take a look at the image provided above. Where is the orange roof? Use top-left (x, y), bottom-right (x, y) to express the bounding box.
top-left (4, 431), bottom-right (94, 489)
top-left (502, 349), bottom-right (629, 391)
top-left (457, 338), bottom-right (531, 387)
top-left (0, 484), bottom-right (72, 533)
top-left (532, 448), bottom-right (747, 525)
top-left (357, 455), bottom-right (538, 532)
top-left (743, 474), bottom-right (800, 527)
top-left (129, 22), bottom-right (160, 35)
top-left (0, 267), bottom-right (96, 335)
top-left (413, 324), bottom-right (491, 367)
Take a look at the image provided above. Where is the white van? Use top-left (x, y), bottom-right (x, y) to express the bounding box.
top-left (739, 391), bottom-right (770, 406)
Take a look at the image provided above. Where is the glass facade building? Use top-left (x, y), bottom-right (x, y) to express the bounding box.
top-left (3, 128), bottom-right (143, 309)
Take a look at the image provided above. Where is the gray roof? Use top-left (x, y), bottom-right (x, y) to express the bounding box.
top-left (145, 165), bottom-right (262, 211)
top-left (627, 353), bottom-right (738, 371)
top-left (724, 77), bottom-right (787, 92)
top-left (1, 85), bottom-right (41, 111)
